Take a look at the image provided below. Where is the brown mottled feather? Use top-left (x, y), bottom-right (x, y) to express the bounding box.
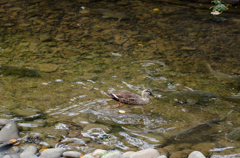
top-left (107, 90), bottom-right (153, 105)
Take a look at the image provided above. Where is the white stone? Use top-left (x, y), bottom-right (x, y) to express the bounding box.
top-left (63, 151), bottom-right (82, 158)
top-left (39, 148), bottom-right (65, 158)
top-left (188, 151), bottom-right (206, 158)
top-left (123, 151), bottom-right (135, 157)
top-left (130, 149), bottom-right (160, 158)
top-left (92, 149), bottom-right (107, 156)
top-left (102, 151), bottom-right (122, 158)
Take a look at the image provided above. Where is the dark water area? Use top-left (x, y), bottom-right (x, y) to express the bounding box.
top-left (0, 0), bottom-right (240, 157)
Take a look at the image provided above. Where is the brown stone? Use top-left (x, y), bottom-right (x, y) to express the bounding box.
top-left (169, 151), bottom-right (188, 158)
top-left (68, 130), bottom-right (81, 137)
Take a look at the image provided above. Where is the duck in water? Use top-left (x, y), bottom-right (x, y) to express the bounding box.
top-left (107, 89), bottom-right (156, 107)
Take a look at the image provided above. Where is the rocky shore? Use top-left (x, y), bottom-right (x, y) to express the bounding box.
top-left (1, 118), bottom-right (240, 158)
top-left (2, 146), bottom-right (208, 158)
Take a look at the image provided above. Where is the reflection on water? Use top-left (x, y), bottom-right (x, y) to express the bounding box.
top-left (0, 0), bottom-right (240, 155)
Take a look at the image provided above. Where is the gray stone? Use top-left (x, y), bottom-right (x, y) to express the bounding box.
top-left (3, 155), bottom-right (13, 158)
top-left (20, 152), bottom-right (38, 158)
top-left (102, 151), bottom-right (122, 158)
top-left (188, 151), bottom-right (206, 158)
top-left (92, 149), bottom-right (107, 156)
top-left (123, 151), bottom-right (135, 157)
top-left (4, 154), bottom-right (19, 158)
top-left (0, 120), bottom-right (19, 142)
top-left (39, 148), bottom-right (65, 158)
top-left (20, 145), bottom-right (38, 158)
top-left (63, 151), bottom-right (82, 158)
top-left (23, 145), bottom-right (38, 154)
top-left (0, 119), bottom-right (10, 125)
top-left (11, 155), bottom-right (19, 158)
top-left (130, 149), bottom-right (160, 158)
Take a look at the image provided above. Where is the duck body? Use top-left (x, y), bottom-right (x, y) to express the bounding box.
top-left (107, 89), bottom-right (155, 107)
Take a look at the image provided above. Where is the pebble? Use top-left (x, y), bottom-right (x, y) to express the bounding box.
top-left (130, 149), bottom-right (160, 158)
top-left (62, 151), bottom-right (82, 158)
top-left (92, 149), bottom-right (107, 156)
top-left (102, 151), bottom-right (122, 158)
top-left (39, 148), bottom-right (65, 158)
top-left (23, 145), bottom-right (38, 154)
top-left (188, 151), bottom-right (206, 158)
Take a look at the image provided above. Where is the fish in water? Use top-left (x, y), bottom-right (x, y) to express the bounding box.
top-left (167, 110), bottom-right (233, 142)
top-left (80, 9), bottom-right (133, 22)
top-left (0, 66), bottom-right (40, 77)
top-left (227, 126), bottom-right (240, 141)
top-left (206, 63), bottom-right (240, 83)
top-left (154, 89), bottom-right (218, 105)
top-left (217, 91), bottom-right (240, 104)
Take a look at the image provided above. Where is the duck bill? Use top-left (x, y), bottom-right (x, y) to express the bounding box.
top-left (149, 92), bottom-right (156, 97)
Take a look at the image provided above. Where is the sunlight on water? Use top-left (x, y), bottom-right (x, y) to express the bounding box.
top-left (0, 0), bottom-right (239, 155)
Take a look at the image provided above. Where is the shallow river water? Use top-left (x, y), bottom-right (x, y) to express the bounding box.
top-left (0, 0), bottom-right (240, 157)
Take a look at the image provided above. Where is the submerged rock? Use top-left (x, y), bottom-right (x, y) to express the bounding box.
top-left (80, 9), bottom-right (132, 21)
top-left (82, 124), bottom-right (111, 133)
